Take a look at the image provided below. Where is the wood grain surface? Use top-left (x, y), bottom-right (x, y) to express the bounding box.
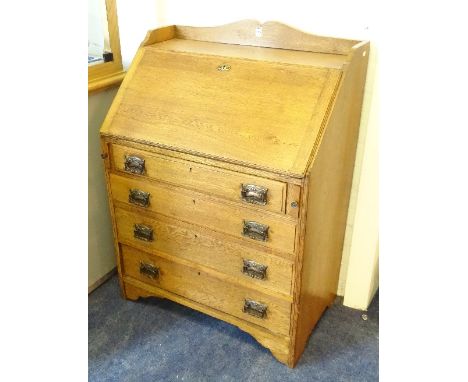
top-left (114, 207), bottom-right (294, 297)
top-left (149, 38), bottom-right (348, 69)
top-left (109, 173), bottom-right (297, 253)
top-left (99, 20), bottom-right (370, 368)
top-left (173, 20), bottom-right (359, 55)
top-left (100, 48), bottom-right (341, 176)
top-left (290, 42), bottom-right (370, 366)
top-left (111, 143), bottom-right (287, 214)
top-left (121, 245), bottom-right (291, 336)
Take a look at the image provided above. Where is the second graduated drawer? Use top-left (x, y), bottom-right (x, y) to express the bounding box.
top-left (114, 207), bottom-right (293, 296)
top-left (109, 173), bottom-right (297, 253)
top-left (111, 144), bottom-right (287, 214)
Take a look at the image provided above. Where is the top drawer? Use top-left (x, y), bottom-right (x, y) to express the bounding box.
top-left (111, 144), bottom-right (286, 214)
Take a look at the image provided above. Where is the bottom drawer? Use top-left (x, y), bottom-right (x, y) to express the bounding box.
top-left (121, 244), bottom-right (291, 336)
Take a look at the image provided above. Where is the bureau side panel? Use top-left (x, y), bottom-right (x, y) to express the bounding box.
top-left (291, 42), bottom-right (370, 365)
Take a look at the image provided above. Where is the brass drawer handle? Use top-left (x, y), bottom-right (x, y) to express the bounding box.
top-left (242, 220), bottom-right (269, 242)
top-left (139, 262), bottom-right (159, 279)
top-left (241, 184), bottom-right (268, 205)
top-left (124, 155), bottom-right (145, 175)
top-left (134, 224), bottom-right (154, 242)
top-left (129, 189), bottom-right (150, 208)
top-left (243, 299), bottom-right (267, 319)
top-left (242, 259), bottom-right (267, 280)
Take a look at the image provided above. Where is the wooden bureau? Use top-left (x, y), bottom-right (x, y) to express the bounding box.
top-left (99, 20), bottom-right (369, 367)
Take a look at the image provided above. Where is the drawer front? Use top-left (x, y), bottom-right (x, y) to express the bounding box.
top-left (121, 245), bottom-right (291, 335)
top-left (111, 144), bottom-right (286, 214)
top-left (110, 174), bottom-right (296, 253)
top-left (115, 208), bottom-right (293, 295)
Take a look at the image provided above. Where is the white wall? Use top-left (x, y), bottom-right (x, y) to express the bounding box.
top-left (88, 88), bottom-right (119, 289)
top-left (342, 48), bottom-right (379, 308)
top-left (114, 0), bottom-right (379, 309)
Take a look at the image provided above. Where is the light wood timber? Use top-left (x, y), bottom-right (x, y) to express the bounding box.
top-left (173, 20), bottom-right (359, 55)
top-left (148, 39), bottom-right (348, 69)
top-left (121, 245), bottom-right (291, 336)
top-left (103, 137), bottom-right (304, 185)
top-left (114, 207), bottom-right (293, 298)
top-left (285, 183), bottom-right (302, 219)
top-left (109, 173), bottom-right (297, 253)
top-left (100, 139), bottom-right (126, 297)
top-left (140, 25), bottom-right (176, 47)
top-left (114, 200), bottom-right (295, 261)
top-left (100, 48), bottom-right (342, 177)
top-left (289, 41), bottom-right (370, 367)
top-left (99, 21), bottom-right (370, 367)
top-left (111, 143), bottom-right (287, 214)
top-left (88, 70), bottom-right (125, 94)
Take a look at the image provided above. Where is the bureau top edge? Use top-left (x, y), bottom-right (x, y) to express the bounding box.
top-left (141, 20), bottom-right (364, 56)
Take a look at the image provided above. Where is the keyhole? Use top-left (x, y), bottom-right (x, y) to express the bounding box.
top-left (194, 234), bottom-right (198, 239)
top-left (192, 199), bottom-right (196, 204)
top-left (189, 167), bottom-right (192, 172)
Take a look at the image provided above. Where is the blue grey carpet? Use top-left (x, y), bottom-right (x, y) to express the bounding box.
top-left (89, 275), bottom-right (378, 381)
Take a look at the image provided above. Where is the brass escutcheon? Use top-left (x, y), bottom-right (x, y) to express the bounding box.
top-left (217, 64), bottom-right (231, 71)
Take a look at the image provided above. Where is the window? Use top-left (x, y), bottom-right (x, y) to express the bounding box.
top-left (88, 0), bottom-right (125, 93)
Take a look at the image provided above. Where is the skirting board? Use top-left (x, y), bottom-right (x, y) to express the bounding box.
top-left (88, 267), bottom-right (117, 294)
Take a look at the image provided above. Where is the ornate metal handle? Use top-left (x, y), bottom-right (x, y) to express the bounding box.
top-left (139, 262), bottom-right (159, 279)
top-left (242, 221), bottom-right (269, 242)
top-left (243, 299), bottom-right (267, 319)
top-left (241, 184), bottom-right (268, 205)
top-left (124, 155), bottom-right (145, 175)
top-left (129, 189), bottom-right (150, 207)
top-left (242, 259), bottom-right (267, 280)
top-left (134, 224), bottom-right (154, 242)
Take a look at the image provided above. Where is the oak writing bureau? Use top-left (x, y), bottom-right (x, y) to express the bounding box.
top-left (100, 20), bottom-right (369, 367)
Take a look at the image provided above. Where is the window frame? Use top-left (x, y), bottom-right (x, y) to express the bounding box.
top-left (88, 0), bottom-right (125, 93)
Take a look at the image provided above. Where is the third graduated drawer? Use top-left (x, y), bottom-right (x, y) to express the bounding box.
top-left (109, 173), bottom-right (297, 253)
top-left (111, 143), bottom-right (287, 214)
top-left (114, 207), bottom-right (294, 297)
